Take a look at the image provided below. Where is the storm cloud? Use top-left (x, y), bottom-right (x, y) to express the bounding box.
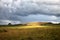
top-left (0, 0), bottom-right (60, 24)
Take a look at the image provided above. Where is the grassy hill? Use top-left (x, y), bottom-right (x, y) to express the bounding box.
top-left (0, 22), bottom-right (60, 40)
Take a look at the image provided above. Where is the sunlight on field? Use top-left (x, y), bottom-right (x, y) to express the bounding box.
top-left (8, 25), bottom-right (48, 29)
top-left (20, 26), bottom-right (47, 28)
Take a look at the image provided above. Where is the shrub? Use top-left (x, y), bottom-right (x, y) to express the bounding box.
top-left (0, 29), bottom-right (7, 32)
top-left (27, 37), bottom-right (33, 40)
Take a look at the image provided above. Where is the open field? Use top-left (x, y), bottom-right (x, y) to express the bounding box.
top-left (0, 25), bottom-right (60, 40)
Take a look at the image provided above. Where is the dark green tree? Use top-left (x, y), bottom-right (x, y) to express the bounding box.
top-left (8, 23), bottom-right (12, 25)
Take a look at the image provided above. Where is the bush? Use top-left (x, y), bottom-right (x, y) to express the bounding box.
top-left (8, 23), bottom-right (12, 25)
top-left (27, 37), bottom-right (33, 40)
top-left (0, 29), bottom-right (7, 32)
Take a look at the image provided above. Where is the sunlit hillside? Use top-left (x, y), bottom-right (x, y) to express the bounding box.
top-left (0, 22), bottom-right (60, 29)
top-left (26, 22), bottom-right (48, 26)
top-left (18, 22), bottom-right (48, 28)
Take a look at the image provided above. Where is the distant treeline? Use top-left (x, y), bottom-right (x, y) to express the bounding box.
top-left (0, 22), bottom-right (60, 27)
top-left (41, 22), bottom-right (60, 27)
top-left (0, 23), bottom-right (27, 27)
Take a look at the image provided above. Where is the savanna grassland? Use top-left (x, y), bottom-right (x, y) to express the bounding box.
top-left (0, 25), bottom-right (60, 40)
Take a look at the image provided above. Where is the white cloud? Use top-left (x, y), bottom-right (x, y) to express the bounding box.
top-left (0, 20), bottom-right (21, 25)
top-left (49, 16), bottom-right (57, 20)
top-left (20, 14), bottom-right (59, 23)
top-left (51, 21), bottom-right (60, 24)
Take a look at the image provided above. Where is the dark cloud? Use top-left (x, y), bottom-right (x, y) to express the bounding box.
top-left (0, 0), bottom-right (60, 16)
top-left (0, 0), bottom-right (60, 24)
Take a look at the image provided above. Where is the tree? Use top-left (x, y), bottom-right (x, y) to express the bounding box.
top-left (47, 22), bottom-right (52, 24)
top-left (8, 23), bottom-right (12, 25)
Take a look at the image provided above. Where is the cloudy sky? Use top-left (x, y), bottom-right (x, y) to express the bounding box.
top-left (0, 0), bottom-right (60, 25)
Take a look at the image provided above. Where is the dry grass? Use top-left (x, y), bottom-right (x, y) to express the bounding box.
top-left (0, 26), bottom-right (60, 40)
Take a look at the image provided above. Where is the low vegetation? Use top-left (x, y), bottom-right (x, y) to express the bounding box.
top-left (0, 29), bottom-right (7, 32)
top-left (0, 22), bottom-right (60, 40)
top-left (0, 26), bottom-right (60, 40)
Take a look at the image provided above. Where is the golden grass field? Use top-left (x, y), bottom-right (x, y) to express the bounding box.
top-left (0, 25), bottom-right (60, 40)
